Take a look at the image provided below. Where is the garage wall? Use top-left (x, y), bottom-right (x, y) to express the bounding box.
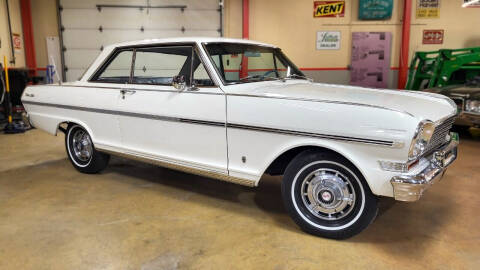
top-left (0, 0), bottom-right (25, 68)
top-left (59, 0), bottom-right (222, 81)
top-left (31, 0), bottom-right (59, 69)
top-left (24, 0), bottom-right (480, 86)
top-left (409, 1), bottom-right (480, 60)
top-left (224, 0), bottom-right (480, 88)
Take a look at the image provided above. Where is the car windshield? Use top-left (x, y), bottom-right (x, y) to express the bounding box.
top-left (204, 43), bottom-right (306, 84)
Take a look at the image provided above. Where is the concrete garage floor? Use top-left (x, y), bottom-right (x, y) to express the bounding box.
top-left (0, 129), bottom-right (479, 270)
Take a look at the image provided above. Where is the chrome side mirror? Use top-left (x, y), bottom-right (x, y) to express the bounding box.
top-left (172, 75), bottom-right (186, 91)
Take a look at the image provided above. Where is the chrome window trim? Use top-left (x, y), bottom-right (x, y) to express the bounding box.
top-left (88, 42), bottom-right (221, 88)
top-left (200, 42), bottom-right (302, 86)
top-left (89, 48), bottom-right (135, 84)
top-left (35, 84), bottom-right (222, 94)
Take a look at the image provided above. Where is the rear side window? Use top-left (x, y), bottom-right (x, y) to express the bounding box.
top-left (132, 46), bottom-right (191, 85)
top-left (90, 45), bottom-right (215, 87)
top-left (93, 50), bottom-right (133, 83)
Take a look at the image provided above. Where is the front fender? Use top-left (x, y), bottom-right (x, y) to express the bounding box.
top-left (250, 136), bottom-right (401, 197)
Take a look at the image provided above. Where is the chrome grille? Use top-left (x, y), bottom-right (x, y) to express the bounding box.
top-left (426, 116), bottom-right (456, 153)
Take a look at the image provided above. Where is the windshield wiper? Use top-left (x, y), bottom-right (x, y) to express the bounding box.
top-left (239, 74), bottom-right (282, 82)
top-left (282, 74), bottom-right (313, 81)
top-left (239, 74), bottom-right (262, 81)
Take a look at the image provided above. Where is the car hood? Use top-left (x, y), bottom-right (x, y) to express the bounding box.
top-left (226, 81), bottom-right (457, 122)
top-left (426, 85), bottom-right (480, 100)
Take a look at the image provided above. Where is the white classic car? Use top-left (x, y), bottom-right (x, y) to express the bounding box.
top-left (22, 37), bottom-right (458, 239)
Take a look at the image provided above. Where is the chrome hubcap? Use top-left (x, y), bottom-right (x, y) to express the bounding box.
top-left (72, 129), bottom-right (92, 162)
top-left (300, 168), bottom-right (356, 220)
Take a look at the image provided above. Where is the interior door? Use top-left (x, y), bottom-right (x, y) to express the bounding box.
top-left (117, 45), bottom-right (228, 174)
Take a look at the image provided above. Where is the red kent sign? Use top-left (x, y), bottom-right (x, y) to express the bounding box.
top-left (314, 1), bottom-right (345, 18)
top-left (423, 30), bottom-right (444, 44)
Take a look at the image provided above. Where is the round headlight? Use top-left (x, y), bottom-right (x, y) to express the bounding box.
top-left (408, 121), bottom-right (435, 160)
top-left (465, 100), bottom-right (480, 113)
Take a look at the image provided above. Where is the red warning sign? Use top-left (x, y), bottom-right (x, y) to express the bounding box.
top-left (423, 30), bottom-right (444, 44)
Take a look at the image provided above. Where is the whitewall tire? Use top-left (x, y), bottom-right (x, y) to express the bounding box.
top-left (65, 124), bottom-right (110, 174)
top-left (281, 149), bottom-right (378, 239)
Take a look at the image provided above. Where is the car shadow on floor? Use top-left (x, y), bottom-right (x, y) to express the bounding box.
top-left (104, 156), bottom-right (455, 255)
top-left (105, 158), bottom-right (302, 232)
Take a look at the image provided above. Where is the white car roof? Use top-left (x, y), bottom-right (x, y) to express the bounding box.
top-left (80, 37), bottom-right (276, 82)
top-left (108, 37), bottom-right (277, 50)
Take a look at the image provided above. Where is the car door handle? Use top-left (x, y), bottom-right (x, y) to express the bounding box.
top-left (120, 89), bottom-right (136, 99)
top-left (120, 89), bottom-right (136, 95)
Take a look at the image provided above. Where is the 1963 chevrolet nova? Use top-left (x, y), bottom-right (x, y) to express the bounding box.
top-left (21, 38), bottom-right (458, 239)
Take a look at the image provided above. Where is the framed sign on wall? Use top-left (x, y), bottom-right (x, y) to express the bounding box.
top-left (350, 32), bottom-right (392, 88)
top-left (359, 0), bottom-right (393, 20)
top-left (423, 30), bottom-right (444, 44)
top-left (316, 31), bottom-right (341, 50)
top-left (313, 1), bottom-right (345, 18)
top-left (416, 0), bottom-right (440, 18)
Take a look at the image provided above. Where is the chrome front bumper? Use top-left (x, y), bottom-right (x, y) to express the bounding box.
top-left (390, 138), bottom-right (459, 202)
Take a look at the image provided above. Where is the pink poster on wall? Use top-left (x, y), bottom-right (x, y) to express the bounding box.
top-left (350, 32), bottom-right (392, 88)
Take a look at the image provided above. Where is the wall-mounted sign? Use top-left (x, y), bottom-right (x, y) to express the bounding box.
top-left (313, 1), bottom-right (345, 18)
top-left (463, 0), bottom-right (480, 8)
top-left (316, 31), bottom-right (341, 50)
top-left (423, 29), bottom-right (444, 44)
top-left (12, 33), bottom-right (22, 52)
top-left (350, 32), bottom-right (392, 88)
top-left (359, 0), bottom-right (393, 20)
top-left (416, 0), bottom-right (440, 18)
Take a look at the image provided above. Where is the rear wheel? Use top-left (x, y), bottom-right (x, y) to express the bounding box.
top-left (281, 150), bottom-right (378, 239)
top-left (65, 124), bottom-right (110, 174)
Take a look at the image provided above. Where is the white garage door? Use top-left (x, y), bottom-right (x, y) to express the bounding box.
top-left (59, 0), bottom-right (223, 81)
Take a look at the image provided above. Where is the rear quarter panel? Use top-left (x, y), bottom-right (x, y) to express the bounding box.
top-left (22, 83), bottom-right (122, 148)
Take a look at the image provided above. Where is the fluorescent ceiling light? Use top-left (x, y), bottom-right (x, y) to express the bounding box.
top-left (462, 0), bottom-right (480, 7)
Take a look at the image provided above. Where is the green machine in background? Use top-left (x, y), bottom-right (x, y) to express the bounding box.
top-left (405, 47), bottom-right (480, 90)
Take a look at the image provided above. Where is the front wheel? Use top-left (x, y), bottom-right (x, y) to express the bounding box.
top-left (281, 150), bottom-right (378, 239)
top-left (65, 124), bottom-right (110, 174)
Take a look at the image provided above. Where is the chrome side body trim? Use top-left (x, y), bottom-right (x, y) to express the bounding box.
top-left (29, 84), bottom-right (415, 118)
top-left (227, 123), bottom-right (394, 146)
top-left (23, 100), bottom-right (225, 127)
top-left (23, 100), bottom-right (398, 147)
top-left (34, 84), bottom-right (221, 94)
top-left (96, 144), bottom-right (256, 187)
top-left (226, 93), bottom-right (415, 118)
